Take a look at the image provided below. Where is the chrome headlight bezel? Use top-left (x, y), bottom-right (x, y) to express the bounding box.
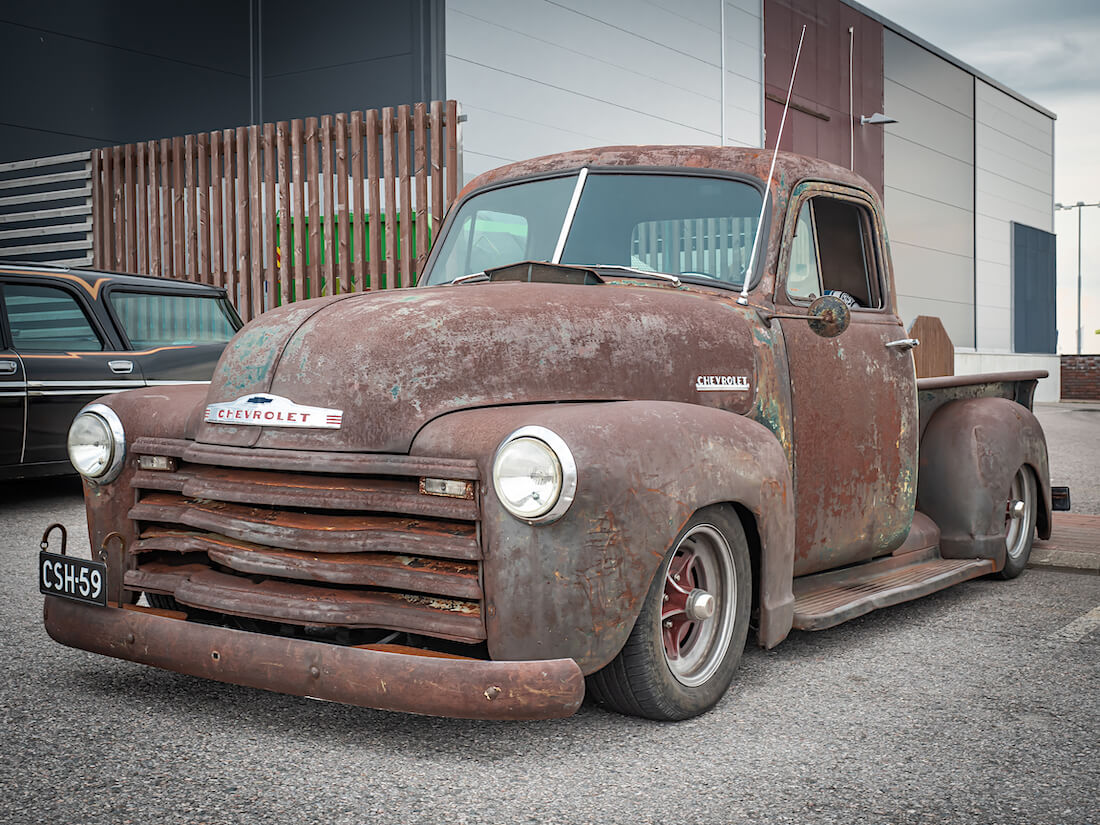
top-left (491, 425), bottom-right (578, 524)
top-left (67, 403), bottom-right (126, 484)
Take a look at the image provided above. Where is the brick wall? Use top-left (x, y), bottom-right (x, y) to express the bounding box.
top-left (1061, 355), bottom-right (1100, 400)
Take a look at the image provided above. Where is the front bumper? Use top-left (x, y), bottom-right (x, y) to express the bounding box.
top-left (44, 597), bottom-right (585, 720)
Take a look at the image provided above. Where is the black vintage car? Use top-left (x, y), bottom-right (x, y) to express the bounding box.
top-left (0, 263), bottom-right (241, 480)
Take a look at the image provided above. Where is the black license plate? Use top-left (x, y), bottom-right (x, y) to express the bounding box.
top-left (39, 551), bottom-right (107, 606)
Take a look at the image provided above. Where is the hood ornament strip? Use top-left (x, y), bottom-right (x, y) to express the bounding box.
top-left (205, 393), bottom-right (343, 429)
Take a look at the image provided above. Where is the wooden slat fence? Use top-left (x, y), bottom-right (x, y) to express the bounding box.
top-left (92, 100), bottom-right (462, 322)
top-left (0, 152), bottom-right (95, 267)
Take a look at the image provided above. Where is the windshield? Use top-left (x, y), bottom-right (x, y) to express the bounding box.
top-left (421, 172), bottom-right (763, 288)
top-left (109, 291), bottom-right (240, 348)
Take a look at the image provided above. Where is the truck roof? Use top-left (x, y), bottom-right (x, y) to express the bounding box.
top-left (461, 146), bottom-right (878, 202)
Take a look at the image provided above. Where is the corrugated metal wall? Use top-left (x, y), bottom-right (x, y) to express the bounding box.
top-left (445, 0), bottom-right (763, 183)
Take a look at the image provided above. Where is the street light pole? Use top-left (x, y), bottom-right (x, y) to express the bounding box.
top-left (1054, 199), bottom-right (1100, 355)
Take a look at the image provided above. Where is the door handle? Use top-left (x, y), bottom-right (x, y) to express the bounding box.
top-left (885, 338), bottom-right (920, 352)
top-left (108, 360), bottom-right (134, 374)
top-left (0, 360), bottom-right (17, 376)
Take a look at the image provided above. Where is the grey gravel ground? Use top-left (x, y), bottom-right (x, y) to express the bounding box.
top-left (1, 405), bottom-right (1097, 825)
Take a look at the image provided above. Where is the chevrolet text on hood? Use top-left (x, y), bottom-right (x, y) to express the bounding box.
top-left (43, 146), bottom-right (1063, 722)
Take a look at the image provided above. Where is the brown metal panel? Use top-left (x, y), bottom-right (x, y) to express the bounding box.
top-left (430, 100), bottom-right (443, 242)
top-left (276, 121), bottom-right (291, 307)
top-left (320, 115), bottom-right (335, 297)
top-left (762, 0), bottom-right (885, 197)
top-left (365, 108), bottom-right (381, 291)
top-left (445, 100), bottom-right (458, 214)
top-left (135, 142), bottom-right (147, 274)
top-left (184, 133), bottom-right (196, 279)
top-left (413, 102), bottom-right (428, 279)
top-left (382, 106), bottom-right (396, 289)
top-left (350, 111), bottom-right (365, 293)
top-left (154, 140), bottom-right (166, 276)
top-left (123, 143), bottom-right (136, 272)
top-left (171, 136), bottom-right (184, 278)
top-left (209, 131), bottom-right (223, 289)
top-left (248, 125), bottom-right (263, 318)
top-left (291, 119), bottom-right (305, 304)
top-left (112, 145), bottom-right (123, 271)
top-left (397, 104), bottom-right (412, 288)
top-left (197, 132), bottom-right (210, 284)
top-left (263, 122), bottom-right (277, 310)
top-left (234, 126), bottom-right (249, 317)
top-left (335, 112), bottom-right (350, 294)
top-left (306, 116), bottom-right (321, 300)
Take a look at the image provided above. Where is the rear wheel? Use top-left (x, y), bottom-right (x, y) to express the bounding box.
top-left (587, 506), bottom-right (751, 720)
top-left (996, 465), bottom-right (1037, 580)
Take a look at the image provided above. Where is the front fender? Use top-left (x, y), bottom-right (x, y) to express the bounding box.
top-left (917, 397), bottom-right (1051, 568)
top-left (411, 400), bottom-right (795, 673)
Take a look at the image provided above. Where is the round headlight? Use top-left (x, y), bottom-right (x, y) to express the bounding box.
top-left (492, 426), bottom-right (577, 523)
top-left (67, 404), bottom-right (125, 483)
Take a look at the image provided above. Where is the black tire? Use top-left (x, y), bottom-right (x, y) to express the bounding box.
top-left (996, 465), bottom-right (1038, 580)
top-left (586, 505), bottom-right (751, 721)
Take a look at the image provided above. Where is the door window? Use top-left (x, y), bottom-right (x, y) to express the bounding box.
top-left (2, 284), bottom-right (103, 351)
top-left (786, 196), bottom-right (883, 309)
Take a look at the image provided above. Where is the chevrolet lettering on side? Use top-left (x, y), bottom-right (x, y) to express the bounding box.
top-left (42, 147), bottom-right (1069, 721)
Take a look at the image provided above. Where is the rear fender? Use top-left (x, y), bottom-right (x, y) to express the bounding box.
top-left (917, 397), bottom-right (1051, 568)
top-left (411, 400), bottom-right (795, 674)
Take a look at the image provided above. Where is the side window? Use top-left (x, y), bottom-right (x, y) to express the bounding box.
top-left (2, 283), bottom-right (103, 352)
top-left (787, 200), bottom-right (822, 300)
top-left (812, 197), bottom-right (882, 309)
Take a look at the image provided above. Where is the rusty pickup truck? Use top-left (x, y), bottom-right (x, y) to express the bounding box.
top-left (44, 146), bottom-right (1065, 721)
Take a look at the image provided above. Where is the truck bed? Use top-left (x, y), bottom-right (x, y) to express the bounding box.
top-left (916, 369), bottom-right (1047, 437)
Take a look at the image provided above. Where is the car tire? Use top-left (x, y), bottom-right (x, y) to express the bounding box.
top-left (996, 465), bottom-right (1038, 580)
top-left (586, 505), bottom-right (751, 721)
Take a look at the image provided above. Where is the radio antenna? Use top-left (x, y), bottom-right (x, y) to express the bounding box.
top-left (738, 24), bottom-right (807, 306)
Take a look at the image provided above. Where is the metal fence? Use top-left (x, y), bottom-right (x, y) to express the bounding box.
top-left (92, 100), bottom-right (462, 322)
top-left (0, 152), bottom-right (95, 267)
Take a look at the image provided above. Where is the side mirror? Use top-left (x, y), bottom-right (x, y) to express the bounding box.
top-left (806, 294), bottom-right (851, 338)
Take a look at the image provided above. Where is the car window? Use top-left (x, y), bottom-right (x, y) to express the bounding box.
top-left (2, 283), bottom-right (103, 352)
top-left (787, 200), bottom-right (822, 301)
top-left (109, 291), bottom-right (239, 347)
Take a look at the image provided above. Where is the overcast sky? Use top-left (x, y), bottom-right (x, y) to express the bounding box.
top-left (858, 0), bottom-right (1100, 354)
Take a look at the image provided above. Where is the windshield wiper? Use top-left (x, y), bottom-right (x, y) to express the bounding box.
top-left (591, 265), bottom-right (681, 288)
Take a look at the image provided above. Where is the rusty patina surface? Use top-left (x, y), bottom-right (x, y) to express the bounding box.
top-left (46, 145), bottom-right (1057, 720)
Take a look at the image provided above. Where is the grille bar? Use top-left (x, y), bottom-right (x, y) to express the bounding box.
top-left (133, 528), bottom-right (481, 599)
top-left (129, 493), bottom-right (480, 560)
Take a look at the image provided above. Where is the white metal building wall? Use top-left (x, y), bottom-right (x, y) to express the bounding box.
top-left (882, 30), bottom-right (976, 348)
top-left (445, 0), bottom-right (763, 182)
top-left (974, 79), bottom-right (1054, 352)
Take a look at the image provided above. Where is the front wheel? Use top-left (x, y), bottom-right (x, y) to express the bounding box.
top-left (996, 465), bottom-right (1038, 580)
top-left (587, 506), bottom-right (751, 720)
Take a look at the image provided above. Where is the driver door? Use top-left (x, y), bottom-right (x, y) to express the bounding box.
top-left (776, 184), bottom-right (918, 577)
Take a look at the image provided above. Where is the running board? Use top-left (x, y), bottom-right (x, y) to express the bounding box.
top-left (792, 548), bottom-right (994, 631)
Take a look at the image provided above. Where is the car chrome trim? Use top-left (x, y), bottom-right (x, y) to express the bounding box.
top-left (492, 425), bottom-right (578, 524)
top-left (73, 402), bottom-right (126, 484)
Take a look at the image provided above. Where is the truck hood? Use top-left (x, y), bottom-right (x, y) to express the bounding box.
top-left (196, 282), bottom-right (757, 454)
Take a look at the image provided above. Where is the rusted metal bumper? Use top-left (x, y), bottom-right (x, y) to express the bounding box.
top-left (44, 597), bottom-right (585, 720)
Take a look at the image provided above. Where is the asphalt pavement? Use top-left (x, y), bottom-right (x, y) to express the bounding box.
top-left (0, 404), bottom-right (1096, 825)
